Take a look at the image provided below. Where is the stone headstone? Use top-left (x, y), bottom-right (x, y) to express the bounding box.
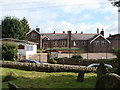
top-left (77, 71), bottom-right (85, 82)
top-left (8, 82), bottom-right (19, 90)
top-left (95, 73), bottom-right (120, 89)
top-left (97, 63), bottom-right (107, 79)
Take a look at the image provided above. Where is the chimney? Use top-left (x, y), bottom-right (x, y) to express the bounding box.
top-left (100, 28), bottom-right (104, 36)
top-left (81, 31), bottom-right (83, 34)
top-left (97, 28), bottom-right (99, 34)
top-left (63, 31), bottom-right (65, 33)
top-left (53, 31), bottom-right (55, 34)
top-left (36, 27), bottom-right (40, 32)
top-left (109, 34), bottom-right (112, 37)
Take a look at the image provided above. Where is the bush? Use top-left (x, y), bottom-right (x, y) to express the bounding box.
top-left (114, 48), bottom-right (120, 75)
top-left (50, 58), bottom-right (57, 64)
top-left (71, 55), bottom-right (82, 59)
top-left (2, 43), bottom-right (18, 61)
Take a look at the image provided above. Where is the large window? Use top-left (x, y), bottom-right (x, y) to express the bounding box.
top-left (61, 41), bottom-right (65, 46)
top-left (101, 41), bottom-right (106, 45)
top-left (94, 41), bottom-right (99, 45)
top-left (31, 33), bottom-right (37, 39)
top-left (26, 45), bottom-right (33, 51)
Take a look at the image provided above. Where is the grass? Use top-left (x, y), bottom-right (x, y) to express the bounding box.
top-left (1, 67), bottom-right (97, 88)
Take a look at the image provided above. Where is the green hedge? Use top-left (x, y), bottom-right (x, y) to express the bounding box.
top-left (2, 43), bottom-right (18, 61)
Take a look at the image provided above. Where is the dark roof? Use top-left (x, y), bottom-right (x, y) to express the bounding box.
top-left (72, 34), bottom-right (98, 40)
top-left (1, 38), bottom-right (38, 45)
top-left (107, 34), bottom-right (120, 39)
top-left (43, 33), bottom-right (98, 40)
top-left (44, 34), bottom-right (68, 40)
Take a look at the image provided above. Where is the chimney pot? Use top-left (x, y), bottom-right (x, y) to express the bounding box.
top-left (81, 31), bottom-right (83, 34)
top-left (36, 27), bottom-right (40, 32)
top-left (97, 28), bottom-right (99, 34)
top-left (100, 29), bottom-right (104, 36)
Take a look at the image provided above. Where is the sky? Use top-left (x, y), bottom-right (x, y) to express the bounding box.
top-left (0, 0), bottom-right (118, 37)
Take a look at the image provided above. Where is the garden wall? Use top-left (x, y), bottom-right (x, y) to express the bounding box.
top-left (0, 61), bottom-right (96, 73)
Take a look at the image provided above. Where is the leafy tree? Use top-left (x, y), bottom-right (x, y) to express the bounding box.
top-left (2, 16), bottom-right (30, 40)
top-left (20, 17), bottom-right (30, 39)
top-left (114, 48), bottom-right (120, 75)
top-left (2, 43), bottom-right (18, 61)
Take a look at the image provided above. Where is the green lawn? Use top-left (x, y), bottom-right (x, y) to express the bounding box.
top-left (1, 67), bottom-right (97, 88)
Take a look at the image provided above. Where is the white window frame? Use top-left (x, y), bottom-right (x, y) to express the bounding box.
top-left (26, 45), bottom-right (33, 51)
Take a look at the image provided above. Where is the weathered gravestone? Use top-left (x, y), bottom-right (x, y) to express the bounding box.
top-left (97, 63), bottom-right (107, 80)
top-left (77, 71), bottom-right (85, 82)
top-left (95, 73), bottom-right (120, 89)
top-left (8, 82), bottom-right (19, 90)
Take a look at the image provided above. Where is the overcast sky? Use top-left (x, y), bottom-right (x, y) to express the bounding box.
top-left (0, 0), bottom-right (118, 37)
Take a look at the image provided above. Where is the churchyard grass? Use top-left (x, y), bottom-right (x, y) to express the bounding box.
top-left (1, 67), bottom-right (97, 88)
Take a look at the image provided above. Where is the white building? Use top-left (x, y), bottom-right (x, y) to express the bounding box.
top-left (1, 38), bottom-right (38, 60)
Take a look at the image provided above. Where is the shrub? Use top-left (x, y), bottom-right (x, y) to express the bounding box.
top-left (71, 55), bottom-right (82, 59)
top-left (50, 58), bottom-right (57, 64)
top-left (2, 43), bottom-right (18, 61)
top-left (114, 48), bottom-right (120, 75)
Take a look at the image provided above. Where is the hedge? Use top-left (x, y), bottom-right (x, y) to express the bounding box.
top-left (0, 61), bottom-right (97, 73)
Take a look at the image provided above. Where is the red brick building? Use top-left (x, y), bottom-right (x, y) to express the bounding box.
top-left (107, 34), bottom-right (120, 49)
top-left (26, 28), bottom-right (112, 53)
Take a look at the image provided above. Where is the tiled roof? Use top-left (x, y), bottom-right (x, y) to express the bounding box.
top-left (71, 34), bottom-right (98, 40)
top-left (43, 33), bottom-right (98, 40)
top-left (44, 34), bottom-right (68, 40)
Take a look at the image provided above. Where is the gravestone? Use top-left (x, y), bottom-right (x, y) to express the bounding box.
top-left (8, 82), bottom-right (19, 90)
top-left (97, 63), bottom-right (107, 80)
top-left (77, 71), bottom-right (85, 82)
top-left (95, 73), bottom-right (120, 89)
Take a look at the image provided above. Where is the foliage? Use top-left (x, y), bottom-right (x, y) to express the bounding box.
top-left (2, 16), bottom-right (30, 40)
top-left (2, 43), bottom-right (18, 61)
top-left (71, 55), bottom-right (82, 59)
top-left (113, 48), bottom-right (120, 75)
top-left (50, 58), bottom-right (57, 64)
top-left (1, 68), bottom-right (97, 88)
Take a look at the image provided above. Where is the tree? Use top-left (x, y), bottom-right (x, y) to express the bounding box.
top-left (2, 43), bottom-right (18, 61)
top-left (114, 48), bottom-right (120, 75)
top-left (2, 16), bottom-right (30, 40)
top-left (20, 17), bottom-right (30, 39)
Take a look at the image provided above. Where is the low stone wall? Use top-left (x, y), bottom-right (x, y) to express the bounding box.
top-left (0, 61), bottom-right (96, 73)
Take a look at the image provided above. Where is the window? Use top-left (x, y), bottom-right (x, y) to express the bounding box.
top-left (31, 33), bottom-right (37, 39)
top-left (61, 41), bottom-right (64, 46)
top-left (26, 45), bottom-right (33, 51)
top-left (82, 41), bottom-right (87, 46)
top-left (94, 41), bottom-right (99, 45)
top-left (101, 41), bottom-right (106, 45)
top-left (73, 41), bottom-right (79, 46)
top-left (54, 41), bottom-right (57, 47)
